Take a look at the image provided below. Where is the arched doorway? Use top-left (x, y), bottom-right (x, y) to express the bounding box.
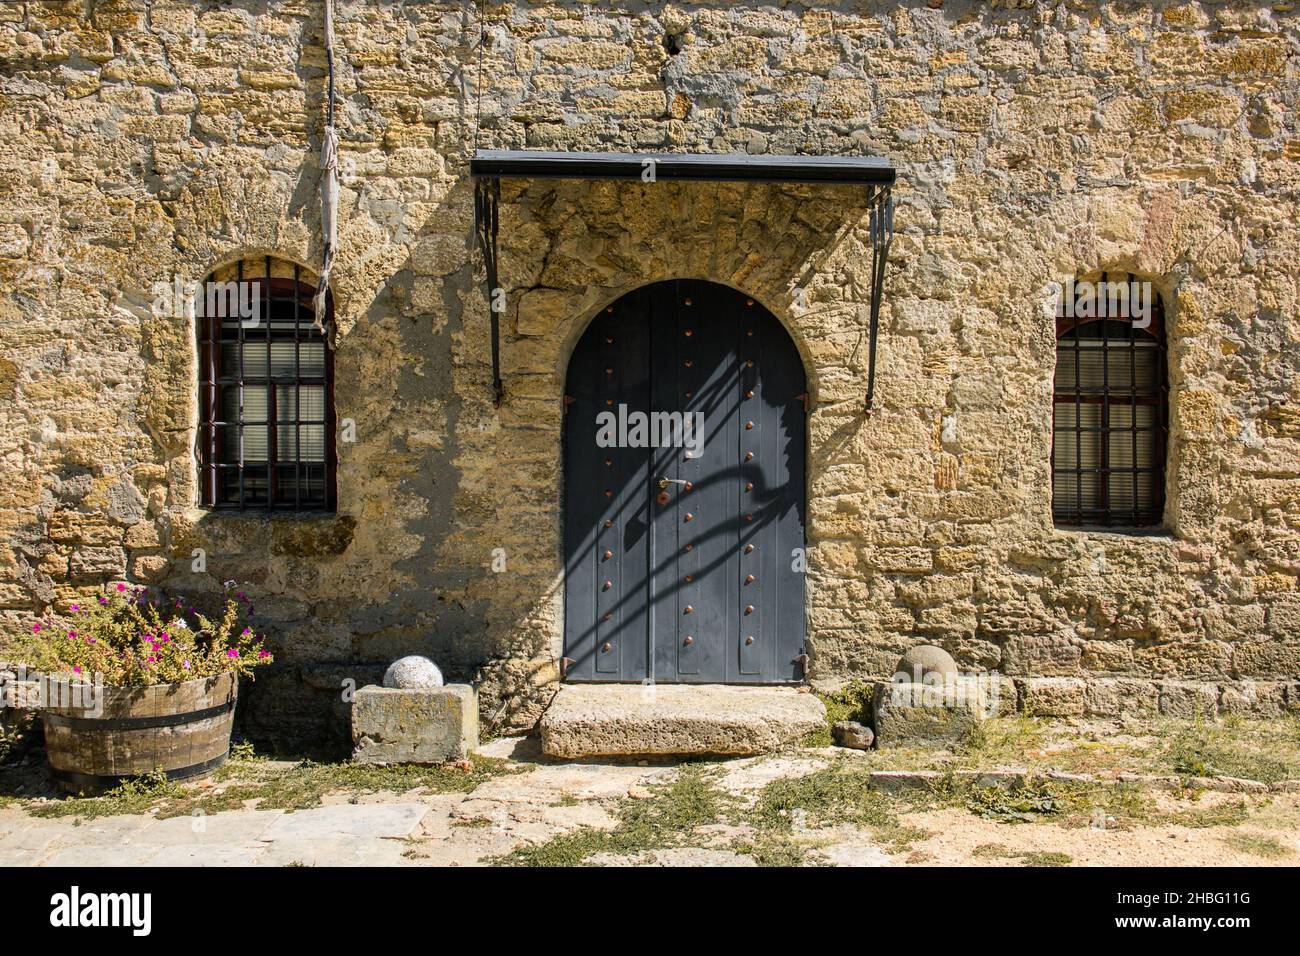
top-left (562, 279), bottom-right (807, 683)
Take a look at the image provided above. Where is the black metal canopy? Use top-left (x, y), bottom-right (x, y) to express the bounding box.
top-left (471, 149), bottom-right (896, 187)
top-left (471, 149), bottom-right (896, 412)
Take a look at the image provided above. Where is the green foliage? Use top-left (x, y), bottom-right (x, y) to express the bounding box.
top-left (1164, 719), bottom-right (1294, 785)
top-left (731, 835), bottom-right (811, 867)
top-left (1021, 851), bottom-right (1072, 867)
top-left (1160, 798), bottom-right (1251, 829)
top-left (29, 586), bottom-right (273, 686)
top-left (1222, 832), bottom-right (1292, 859)
top-left (34, 768), bottom-right (183, 817)
top-left (30, 751), bottom-right (514, 820)
top-left (956, 717), bottom-right (1046, 763)
top-left (966, 782), bottom-right (1063, 823)
top-left (752, 763), bottom-right (890, 831)
top-left (747, 762), bottom-right (929, 852)
top-left (0, 712), bottom-right (35, 765)
top-left (498, 765), bottom-right (736, 867)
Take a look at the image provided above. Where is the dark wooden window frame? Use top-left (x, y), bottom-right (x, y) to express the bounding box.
top-left (1051, 276), bottom-right (1168, 529)
top-left (196, 259), bottom-right (337, 512)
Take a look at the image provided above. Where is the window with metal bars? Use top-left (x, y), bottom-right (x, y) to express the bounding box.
top-left (1051, 274), bottom-right (1168, 529)
top-left (197, 259), bottom-right (336, 511)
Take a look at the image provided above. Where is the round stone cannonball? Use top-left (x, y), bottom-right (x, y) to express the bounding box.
top-left (383, 656), bottom-right (444, 689)
top-left (894, 645), bottom-right (958, 683)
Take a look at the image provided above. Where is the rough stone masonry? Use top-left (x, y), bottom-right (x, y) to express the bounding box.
top-left (0, 1), bottom-right (1297, 749)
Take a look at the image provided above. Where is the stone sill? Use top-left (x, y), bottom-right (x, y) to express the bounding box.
top-left (1053, 525), bottom-right (1178, 543)
top-left (187, 508), bottom-right (345, 526)
top-left (176, 510), bottom-right (357, 557)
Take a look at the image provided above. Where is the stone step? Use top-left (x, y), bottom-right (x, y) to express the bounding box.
top-left (540, 683), bottom-right (825, 758)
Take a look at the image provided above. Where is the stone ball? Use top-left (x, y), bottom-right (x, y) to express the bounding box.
top-left (383, 656), bottom-right (444, 689)
top-left (894, 645), bottom-right (958, 683)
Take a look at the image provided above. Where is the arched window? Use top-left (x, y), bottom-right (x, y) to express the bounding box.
top-left (1052, 272), bottom-right (1167, 528)
top-left (197, 257), bottom-right (336, 511)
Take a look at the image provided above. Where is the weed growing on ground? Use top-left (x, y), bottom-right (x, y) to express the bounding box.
top-left (1221, 831), bottom-right (1292, 859)
top-left (29, 752), bottom-right (515, 819)
top-left (495, 764), bottom-right (735, 866)
top-left (1163, 717), bottom-right (1296, 784)
top-left (748, 762), bottom-right (930, 852)
top-left (30, 769), bottom-right (182, 818)
top-left (965, 781), bottom-right (1063, 823)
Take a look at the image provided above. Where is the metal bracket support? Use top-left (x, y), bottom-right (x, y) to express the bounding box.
top-left (474, 176), bottom-right (504, 406)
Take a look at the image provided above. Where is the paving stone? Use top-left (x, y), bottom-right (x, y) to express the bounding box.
top-left (141, 809), bottom-right (284, 844)
top-left (143, 843), bottom-right (268, 866)
top-left (257, 802), bottom-right (428, 841)
top-left (715, 755), bottom-right (830, 794)
top-left (253, 837), bottom-right (412, 867)
top-left (817, 829), bottom-right (895, 867)
top-left (0, 824), bottom-right (66, 853)
top-left (42, 845), bottom-right (165, 866)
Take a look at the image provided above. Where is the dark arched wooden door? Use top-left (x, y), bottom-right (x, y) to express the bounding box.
top-left (562, 280), bottom-right (807, 683)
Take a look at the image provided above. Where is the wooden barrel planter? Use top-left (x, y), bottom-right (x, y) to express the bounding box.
top-left (41, 672), bottom-right (237, 794)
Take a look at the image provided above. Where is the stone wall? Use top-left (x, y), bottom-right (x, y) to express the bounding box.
top-left (0, 1), bottom-right (1297, 745)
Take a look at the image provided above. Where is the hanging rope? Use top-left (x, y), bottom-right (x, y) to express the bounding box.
top-left (313, 0), bottom-right (339, 332)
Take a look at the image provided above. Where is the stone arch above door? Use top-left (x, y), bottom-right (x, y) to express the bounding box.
top-left (496, 178), bottom-right (884, 409)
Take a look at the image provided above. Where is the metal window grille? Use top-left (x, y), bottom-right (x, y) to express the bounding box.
top-left (197, 259), bottom-right (337, 511)
top-left (1051, 273), bottom-right (1168, 528)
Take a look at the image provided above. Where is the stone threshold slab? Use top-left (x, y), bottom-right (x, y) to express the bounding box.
top-left (540, 683), bottom-right (825, 758)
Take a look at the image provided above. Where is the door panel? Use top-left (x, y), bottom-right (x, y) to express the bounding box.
top-left (563, 280), bottom-right (805, 683)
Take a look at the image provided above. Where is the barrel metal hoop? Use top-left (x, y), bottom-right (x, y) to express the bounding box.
top-left (43, 698), bottom-right (235, 732)
top-left (49, 751), bottom-right (229, 793)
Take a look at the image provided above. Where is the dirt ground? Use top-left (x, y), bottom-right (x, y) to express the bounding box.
top-left (2, 715), bottom-right (1298, 866)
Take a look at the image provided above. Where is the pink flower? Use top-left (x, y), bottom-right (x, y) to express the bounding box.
top-left (116, 583), bottom-right (126, 593)
top-left (227, 649), bottom-right (239, 658)
top-left (98, 597), bottom-right (108, 605)
top-left (182, 661), bottom-right (191, 670)
top-left (241, 627), bottom-right (252, 636)
top-left (258, 649), bottom-right (271, 658)
top-left (31, 623), bottom-right (40, 633)
top-left (70, 604), bottom-right (80, 612)
top-left (87, 637), bottom-right (95, 644)
top-left (67, 630), bottom-right (76, 639)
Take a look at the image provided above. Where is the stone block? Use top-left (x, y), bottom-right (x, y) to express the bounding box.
top-left (1002, 635), bottom-right (1083, 677)
top-left (871, 679), bottom-right (993, 749)
top-left (1016, 677), bottom-right (1087, 717)
top-left (1217, 681), bottom-right (1287, 717)
top-left (1158, 680), bottom-right (1219, 718)
top-left (351, 684), bottom-right (478, 766)
top-left (539, 684), bottom-right (824, 758)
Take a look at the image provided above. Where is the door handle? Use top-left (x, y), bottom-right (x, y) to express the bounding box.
top-left (658, 477), bottom-right (689, 490)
